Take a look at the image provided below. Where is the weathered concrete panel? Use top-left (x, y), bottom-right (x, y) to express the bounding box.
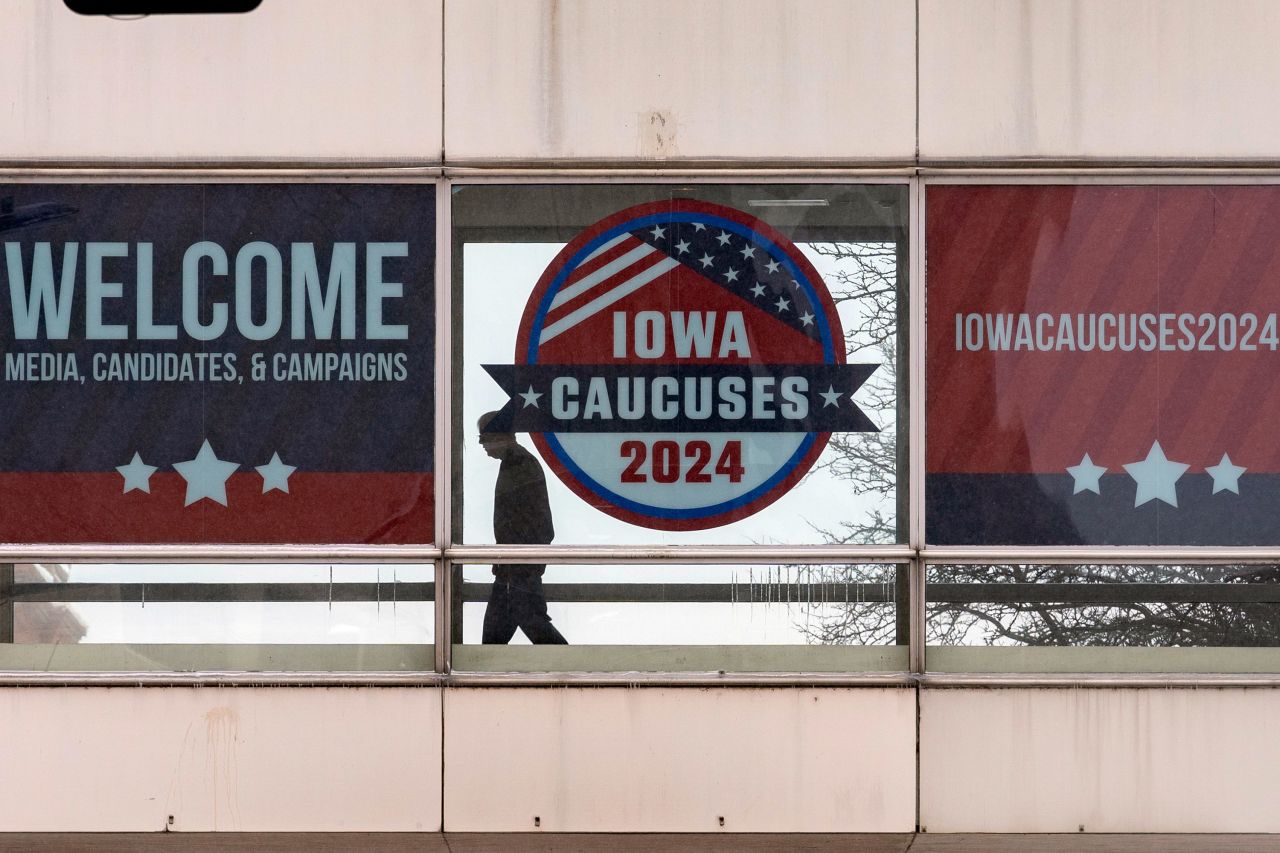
top-left (920, 0), bottom-right (1280, 161)
top-left (0, 687), bottom-right (443, 831)
top-left (445, 0), bottom-right (915, 162)
top-left (922, 688), bottom-right (1280, 832)
top-left (3, 0), bottom-right (442, 161)
top-left (444, 687), bottom-right (916, 832)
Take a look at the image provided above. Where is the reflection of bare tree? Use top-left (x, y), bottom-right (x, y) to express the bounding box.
top-left (801, 569), bottom-right (899, 647)
top-left (974, 564), bottom-right (1280, 648)
top-left (810, 242), bottom-right (899, 353)
top-left (794, 241), bottom-right (901, 644)
top-left (798, 243), bottom-right (1280, 649)
top-left (811, 563), bottom-right (1280, 648)
top-left (805, 242), bottom-right (899, 547)
top-left (809, 338), bottom-right (897, 547)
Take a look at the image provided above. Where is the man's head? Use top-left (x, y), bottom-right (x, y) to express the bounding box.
top-left (477, 411), bottom-right (518, 459)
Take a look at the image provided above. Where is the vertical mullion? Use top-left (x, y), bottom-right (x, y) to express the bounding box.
top-left (909, 177), bottom-right (927, 672)
top-left (909, 177), bottom-right (926, 552)
top-left (894, 193), bottom-right (911, 646)
top-left (435, 177), bottom-right (453, 675)
top-left (434, 559), bottom-right (451, 672)
top-left (910, 558), bottom-right (926, 674)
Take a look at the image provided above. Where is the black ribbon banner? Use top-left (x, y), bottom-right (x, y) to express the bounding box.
top-left (482, 363), bottom-right (879, 434)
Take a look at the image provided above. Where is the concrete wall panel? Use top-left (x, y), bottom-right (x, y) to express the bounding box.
top-left (3, 0), bottom-right (442, 161)
top-left (0, 687), bottom-right (443, 832)
top-left (920, 0), bottom-right (1280, 161)
top-left (921, 688), bottom-right (1280, 833)
top-left (444, 686), bottom-right (915, 832)
top-left (444, 0), bottom-right (915, 162)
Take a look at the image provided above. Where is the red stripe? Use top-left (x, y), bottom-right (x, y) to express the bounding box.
top-left (928, 186), bottom-right (1280, 474)
top-left (0, 472), bottom-right (433, 544)
top-left (544, 245), bottom-right (671, 325)
top-left (1013, 190), bottom-right (1159, 458)
top-left (567, 236), bottom-right (644, 283)
top-left (1163, 189), bottom-right (1280, 458)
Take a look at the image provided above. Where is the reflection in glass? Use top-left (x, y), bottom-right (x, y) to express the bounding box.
top-left (926, 563), bottom-right (1280, 647)
top-left (1, 563), bottom-right (434, 647)
top-left (457, 563), bottom-right (902, 647)
top-left (10, 564), bottom-right (86, 644)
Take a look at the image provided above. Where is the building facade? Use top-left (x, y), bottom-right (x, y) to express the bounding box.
top-left (5, 1), bottom-right (1280, 846)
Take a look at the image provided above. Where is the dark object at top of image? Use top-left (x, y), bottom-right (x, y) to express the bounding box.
top-left (65, 0), bottom-right (261, 14)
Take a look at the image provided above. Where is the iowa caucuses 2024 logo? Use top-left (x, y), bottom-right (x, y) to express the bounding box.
top-left (484, 200), bottom-right (878, 530)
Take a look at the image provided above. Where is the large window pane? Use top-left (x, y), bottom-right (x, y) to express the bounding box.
top-left (0, 563), bottom-right (434, 671)
top-left (454, 184), bottom-right (907, 546)
top-left (0, 183), bottom-right (434, 545)
top-left (927, 562), bottom-right (1280, 672)
top-left (451, 562), bottom-right (906, 673)
top-left (928, 184), bottom-right (1280, 546)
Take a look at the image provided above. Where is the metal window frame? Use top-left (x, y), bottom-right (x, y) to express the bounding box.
top-left (6, 167), bottom-right (1280, 687)
top-left (440, 173), bottom-right (916, 676)
top-left (0, 168), bottom-right (918, 685)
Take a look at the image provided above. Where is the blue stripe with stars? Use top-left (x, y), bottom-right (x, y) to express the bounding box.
top-left (527, 211), bottom-right (836, 364)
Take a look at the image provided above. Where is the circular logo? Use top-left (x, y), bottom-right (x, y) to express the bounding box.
top-left (483, 199), bottom-right (877, 530)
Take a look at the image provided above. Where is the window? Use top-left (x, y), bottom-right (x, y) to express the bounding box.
top-left (0, 562), bottom-right (435, 672)
top-left (453, 183), bottom-right (908, 547)
top-left (0, 182), bottom-right (435, 546)
top-left (451, 562), bottom-right (907, 673)
top-left (923, 182), bottom-right (1280, 674)
top-left (0, 180), bottom-right (436, 672)
top-left (19, 178), bottom-right (1277, 678)
top-left (926, 562), bottom-right (1280, 673)
top-left (449, 182), bottom-right (908, 671)
top-left (927, 184), bottom-right (1280, 547)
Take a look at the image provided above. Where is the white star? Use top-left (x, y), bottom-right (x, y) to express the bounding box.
top-left (674, 239), bottom-right (691, 254)
top-left (649, 224), bottom-right (666, 240)
top-left (692, 222), bottom-right (706, 232)
top-left (765, 259), bottom-right (781, 274)
top-left (116, 452), bottom-right (157, 494)
top-left (519, 385), bottom-right (542, 408)
top-left (698, 253), bottom-right (715, 269)
top-left (774, 296), bottom-right (791, 312)
top-left (819, 386), bottom-right (843, 408)
top-left (750, 283), bottom-right (767, 298)
top-left (791, 279), bottom-right (801, 290)
top-left (739, 245), bottom-right (757, 260)
top-left (1206, 452), bottom-right (1247, 495)
top-left (1065, 453), bottom-right (1107, 495)
top-left (256, 452), bottom-right (297, 494)
top-left (723, 267), bottom-right (740, 283)
top-left (1123, 441), bottom-right (1189, 508)
top-left (173, 440), bottom-right (239, 508)
top-left (716, 231), bottom-right (733, 246)
top-left (799, 311), bottom-right (815, 327)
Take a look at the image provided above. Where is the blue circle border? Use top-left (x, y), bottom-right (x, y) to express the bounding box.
top-left (527, 207), bottom-right (837, 522)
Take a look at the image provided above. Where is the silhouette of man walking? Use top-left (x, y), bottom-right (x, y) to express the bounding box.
top-left (477, 411), bottom-right (567, 644)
